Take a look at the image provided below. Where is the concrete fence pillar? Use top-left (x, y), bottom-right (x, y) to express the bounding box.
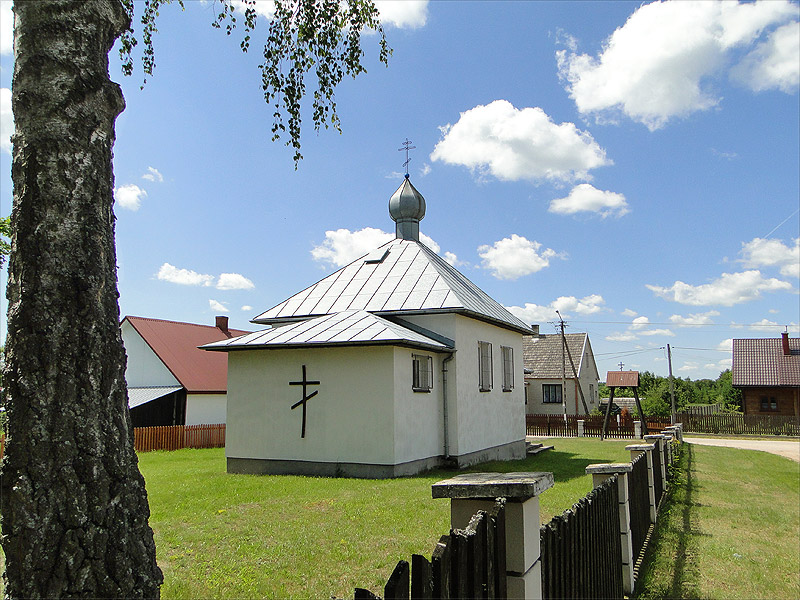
top-left (432, 472), bottom-right (554, 600)
top-left (644, 434), bottom-right (668, 485)
top-left (577, 419), bottom-right (585, 437)
top-left (634, 420), bottom-right (642, 439)
top-left (626, 443), bottom-right (657, 523)
top-left (586, 463), bottom-right (635, 595)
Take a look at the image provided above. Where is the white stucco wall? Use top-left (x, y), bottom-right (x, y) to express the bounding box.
top-left (226, 346), bottom-right (399, 466)
top-left (121, 320), bottom-right (179, 388)
top-left (186, 393), bottom-right (227, 425)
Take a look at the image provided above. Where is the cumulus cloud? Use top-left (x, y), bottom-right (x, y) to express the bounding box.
top-left (557, 0), bottom-right (799, 129)
top-left (114, 184), bottom-right (147, 211)
top-left (0, 87), bottom-right (11, 154)
top-left (311, 227), bottom-right (446, 268)
top-left (621, 308), bottom-right (638, 317)
top-left (647, 270), bottom-right (793, 306)
top-left (374, 0), bottom-right (428, 29)
top-left (669, 310), bottom-right (721, 327)
top-left (478, 234), bottom-right (563, 280)
top-left (506, 294), bottom-right (606, 324)
top-left (157, 263), bottom-right (214, 287)
top-left (430, 100), bottom-right (610, 183)
top-left (606, 332), bottom-right (638, 342)
top-left (216, 273), bottom-right (255, 290)
top-left (548, 183), bottom-right (629, 218)
top-left (141, 166), bottom-right (164, 183)
top-left (739, 237), bottom-right (799, 278)
top-left (209, 299), bottom-right (229, 313)
top-left (0, 1), bottom-right (11, 56)
top-left (241, 305), bottom-right (253, 311)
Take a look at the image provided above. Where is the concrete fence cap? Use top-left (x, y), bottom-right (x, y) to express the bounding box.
top-left (625, 443), bottom-right (656, 451)
top-left (431, 472), bottom-right (554, 500)
top-left (585, 463), bottom-right (633, 474)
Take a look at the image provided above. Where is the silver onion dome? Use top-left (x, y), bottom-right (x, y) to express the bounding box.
top-left (389, 175), bottom-right (426, 241)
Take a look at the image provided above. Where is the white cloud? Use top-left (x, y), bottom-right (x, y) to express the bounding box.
top-left (0, 87), bottom-right (12, 154)
top-left (739, 237), bottom-right (800, 278)
top-left (548, 183), bottom-right (629, 218)
top-left (374, 0), bottom-right (428, 29)
top-left (209, 299), bottom-right (229, 313)
top-left (141, 166), bottom-right (164, 183)
top-left (241, 305), bottom-right (253, 311)
top-left (669, 310), bottom-right (721, 327)
top-left (630, 316), bottom-right (651, 330)
top-left (732, 21), bottom-right (800, 92)
top-left (557, 0), bottom-right (799, 129)
top-left (717, 338), bottom-right (733, 352)
top-left (606, 332), bottom-right (638, 342)
top-left (647, 270), bottom-right (793, 306)
top-left (443, 251), bottom-right (463, 267)
top-left (230, 0), bottom-right (275, 19)
top-left (311, 227), bottom-right (447, 268)
top-left (747, 318), bottom-right (781, 331)
top-left (430, 100), bottom-right (610, 183)
top-left (216, 273), bottom-right (255, 290)
top-left (506, 294), bottom-right (606, 324)
top-left (114, 184), bottom-right (147, 211)
top-left (157, 263), bottom-right (214, 287)
top-left (478, 234), bottom-right (563, 280)
top-left (621, 308), bottom-right (638, 317)
top-left (678, 362), bottom-right (700, 373)
top-left (0, 1), bottom-right (12, 56)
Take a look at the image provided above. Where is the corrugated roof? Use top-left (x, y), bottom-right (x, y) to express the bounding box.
top-left (252, 239), bottom-right (532, 334)
top-left (203, 310), bottom-right (451, 352)
top-left (732, 337), bottom-right (800, 387)
top-left (128, 386), bottom-right (182, 409)
top-left (606, 371), bottom-right (640, 388)
top-left (523, 333), bottom-right (588, 378)
top-left (123, 316), bottom-right (250, 393)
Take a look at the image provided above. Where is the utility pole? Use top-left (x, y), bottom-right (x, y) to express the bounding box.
top-left (556, 310), bottom-right (590, 415)
top-left (667, 343), bottom-right (676, 424)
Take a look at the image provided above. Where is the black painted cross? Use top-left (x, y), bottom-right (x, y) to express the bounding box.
top-left (289, 365), bottom-right (320, 438)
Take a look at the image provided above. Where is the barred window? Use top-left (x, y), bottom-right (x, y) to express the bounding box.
top-left (478, 341), bottom-right (492, 392)
top-left (412, 354), bottom-right (433, 392)
top-left (542, 384), bottom-right (562, 404)
top-left (501, 346), bottom-right (514, 391)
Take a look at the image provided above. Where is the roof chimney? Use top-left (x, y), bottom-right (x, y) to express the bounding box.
top-left (530, 324), bottom-right (540, 336)
top-left (782, 331), bottom-right (790, 356)
top-left (216, 315), bottom-right (229, 333)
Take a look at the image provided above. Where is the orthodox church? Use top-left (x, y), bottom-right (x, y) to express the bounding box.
top-left (204, 176), bottom-right (532, 477)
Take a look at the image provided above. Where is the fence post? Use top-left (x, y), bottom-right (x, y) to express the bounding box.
top-left (644, 434), bottom-right (668, 487)
top-left (634, 421), bottom-right (642, 439)
top-left (432, 472), bottom-right (554, 600)
top-left (577, 419), bottom-right (585, 437)
top-left (626, 443), bottom-right (656, 523)
top-left (585, 463), bottom-right (635, 595)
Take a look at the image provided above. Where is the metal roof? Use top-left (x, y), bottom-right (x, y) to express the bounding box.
top-left (732, 337), bottom-right (800, 387)
top-left (606, 371), bottom-right (640, 388)
top-left (123, 316), bottom-right (250, 393)
top-left (522, 333), bottom-right (589, 378)
top-left (203, 309), bottom-right (452, 352)
top-left (128, 386), bottom-right (182, 409)
top-left (252, 239), bottom-right (532, 334)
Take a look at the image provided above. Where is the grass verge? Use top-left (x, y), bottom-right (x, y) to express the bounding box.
top-left (635, 443), bottom-right (800, 599)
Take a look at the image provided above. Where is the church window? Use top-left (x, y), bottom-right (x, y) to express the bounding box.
top-left (501, 346), bottom-right (514, 391)
top-left (412, 354), bottom-right (433, 392)
top-left (478, 341), bottom-right (493, 391)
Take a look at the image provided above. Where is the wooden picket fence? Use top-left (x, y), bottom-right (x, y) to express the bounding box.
top-left (352, 499), bottom-right (508, 599)
top-left (526, 414), bottom-right (672, 438)
top-left (676, 412), bottom-right (799, 436)
top-left (134, 423), bottom-right (226, 452)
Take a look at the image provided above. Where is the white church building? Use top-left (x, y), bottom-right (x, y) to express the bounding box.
top-left (204, 177), bottom-right (533, 477)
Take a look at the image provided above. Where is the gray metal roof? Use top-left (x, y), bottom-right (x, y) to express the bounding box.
top-left (252, 239), bottom-right (532, 334)
top-left (127, 386), bottom-right (183, 409)
top-left (203, 309), bottom-right (452, 352)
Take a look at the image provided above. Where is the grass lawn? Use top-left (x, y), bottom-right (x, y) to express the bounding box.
top-left (635, 443), bottom-right (800, 599)
top-left (139, 438), bottom-right (632, 599)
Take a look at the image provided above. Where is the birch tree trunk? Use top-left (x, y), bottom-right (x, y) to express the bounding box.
top-left (1, 0), bottom-right (163, 596)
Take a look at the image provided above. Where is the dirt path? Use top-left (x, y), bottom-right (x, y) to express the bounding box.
top-left (685, 437), bottom-right (800, 462)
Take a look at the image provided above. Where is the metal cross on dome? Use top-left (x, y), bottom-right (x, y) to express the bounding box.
top-left (618, 361), bottom-right (625, 371)
top-left (289, 365), bottom-right (320, 439)
top-left (398, 138), bottom-right (416, 177)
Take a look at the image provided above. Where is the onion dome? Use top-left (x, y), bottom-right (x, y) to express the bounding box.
top-left (389, 175), bottom-right (426, 241)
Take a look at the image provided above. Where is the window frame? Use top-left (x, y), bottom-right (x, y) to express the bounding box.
top-left (478, 341), bottom-right (493, 392)
top-left (501, 345), bottom-right (514, 392)
top-left (759, 396), bottom-right (778, 412)
top-left (542, 383), bottom-right (563, 404)
top-left (412, 354), bottom-right (433, 393)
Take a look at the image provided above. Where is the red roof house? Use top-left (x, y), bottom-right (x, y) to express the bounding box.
top-left (732, 333), bottom-right (800, 416)
top-left (121, 315), bottom-right (249, 427)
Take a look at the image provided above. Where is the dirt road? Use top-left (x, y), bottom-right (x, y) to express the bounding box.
top-left (685, 437), bottom-right (800, 462)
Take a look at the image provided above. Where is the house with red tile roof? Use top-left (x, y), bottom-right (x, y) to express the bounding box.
top-left (732, 332), bottom-right (800, 417)
top-left (121, 315), bottom-right (249, 427)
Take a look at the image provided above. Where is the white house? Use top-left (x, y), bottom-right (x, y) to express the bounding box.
top-left (204, 176), bottom-right (533, 478)
top-left (523, 327), bottom-right (599, 415)
top-left (121, 315), bottom-right (249, 427)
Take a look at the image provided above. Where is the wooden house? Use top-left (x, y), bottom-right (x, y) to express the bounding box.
top-left (732, 333), bottom-right (800, 416)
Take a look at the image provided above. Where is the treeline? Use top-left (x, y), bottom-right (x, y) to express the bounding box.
top-left (599, 369), bottom-right (742, 418)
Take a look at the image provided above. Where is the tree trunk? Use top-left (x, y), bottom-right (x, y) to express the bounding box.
top-left (1, 1), bottom-right (163, 596)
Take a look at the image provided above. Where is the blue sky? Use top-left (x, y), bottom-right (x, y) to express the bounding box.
top-left (1, 0), bottom-right (798, 381)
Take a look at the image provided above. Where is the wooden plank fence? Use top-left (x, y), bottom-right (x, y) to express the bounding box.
top-left (526, 414), bottom-right (672, 438)
top-left (540, 475), bottom-right (624, 599)
top-left (134, 423), bottom-right (226, 452)
top-left (676, 412), bottom-right (799, 436)
top-left (628, 452), bottom-right (650, 564)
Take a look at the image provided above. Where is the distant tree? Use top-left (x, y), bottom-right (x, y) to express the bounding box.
top-left (714, 369), bottom-right (743, 412)
top-left (0, 215), bottom-right (10, 269)
top-left (1, 0), bottom-right (387, 596)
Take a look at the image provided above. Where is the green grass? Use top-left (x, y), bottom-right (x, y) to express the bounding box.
top-left (138, 438), bottom-right (632, 599)
top-left (635, 443), bottom-right (800, 599)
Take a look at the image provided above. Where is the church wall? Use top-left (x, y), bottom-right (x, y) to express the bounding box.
top-left (225, 346), bottom-right (397, 470)
top-left (121, 320), bottom-right (180, 388)
top-left (185, 393), bottom-right (227, 425)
